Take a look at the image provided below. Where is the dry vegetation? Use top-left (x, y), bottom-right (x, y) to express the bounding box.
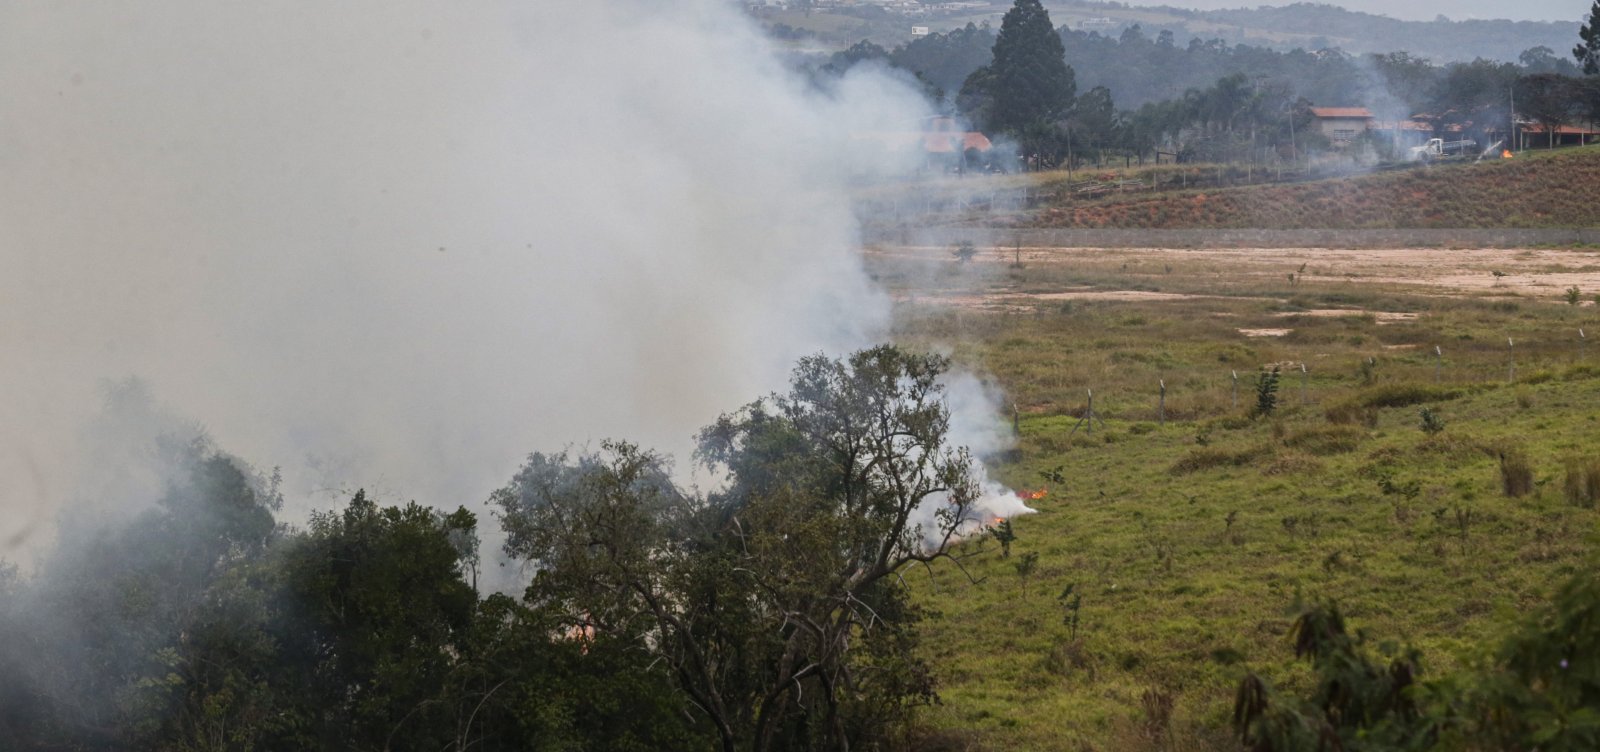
top-left (1022, 145), bottom-right (1600, 229)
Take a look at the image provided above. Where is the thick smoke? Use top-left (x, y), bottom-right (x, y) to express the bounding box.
top-left (0, 2), bottom-right (1020, 572)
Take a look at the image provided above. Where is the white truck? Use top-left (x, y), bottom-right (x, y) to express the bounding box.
top-left (1408, 138), bottom-right (1477, 161)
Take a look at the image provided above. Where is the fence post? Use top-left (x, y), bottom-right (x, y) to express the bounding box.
top-left (1158, 379), bottom-right (1166, 427)
top-left (1581, 328), bottom-right (1587, 362)
top-left (1301, 363), bottom-right (1309, 405)
top-left (1068, 389), bottom-right (1105, 437)
top-left (1508, 337), bottom-right (1516, 383)
top-left (1434, 346), bottom-right (1442, 384)
top-left (1231, 370), bottom-right (1239, 411)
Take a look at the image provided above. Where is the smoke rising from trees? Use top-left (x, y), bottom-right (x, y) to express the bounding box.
top-left (0, 1), bottom-right (969, 567)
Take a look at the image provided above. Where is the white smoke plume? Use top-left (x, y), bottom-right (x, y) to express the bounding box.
top-left (0, 1), bottom-right (1024, 576)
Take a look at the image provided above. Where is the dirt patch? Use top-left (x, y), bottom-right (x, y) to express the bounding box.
top-left (891, 287), bottom-right (1265, 310)
top-left (1028, 290), bottom-right (1227, 302)
top-left (1275, 309), bottom-right (1420, 324)
top-left (867, 244), bottom-right (1600, 298)
top-left (1239, 328), bottom-right (1292, 337)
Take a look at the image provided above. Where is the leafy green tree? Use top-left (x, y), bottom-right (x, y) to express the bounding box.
top-left (1233, 602), bottom-right (1427, 751)
top-left (494, 346), bottom-right (983, 752)
top-left (443, 593), bottom-right (709, 752)
top-left (0, 436), bottom-right (285, 750)
top-left (1430, 565), bottom-right (1600, 750)
top-left (1517, 73), bottom-right (1579, 148)
top-left (1578, 0), bottom-right (1600, 75)
top-left (1070, 85), bottom-right (1119, 159)
top-left (1432, 59), bottom-right (1518, 141)
top-left (823, 39), bottom-right (888, 76)
top-left (276, 492), bottom-right (480, 749)
top-left (890, 23), bottom-right (997, 100)
top-left (1237, 563), bottom-right (1600, 751)
top-left (1578, 76), bottom-right (1600, 132)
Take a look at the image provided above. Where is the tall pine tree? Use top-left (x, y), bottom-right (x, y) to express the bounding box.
top-left (987, 0), bottom-right (1076, 135)
top-left (1578, 0), bottom-right (1600, 74)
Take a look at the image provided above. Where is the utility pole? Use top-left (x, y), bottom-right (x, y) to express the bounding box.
top-left (1510, 85), bottom-right (1518, 153)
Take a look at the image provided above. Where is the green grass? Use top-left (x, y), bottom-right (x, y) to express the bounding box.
top-left (879, 255), bottom-right (1600, 750)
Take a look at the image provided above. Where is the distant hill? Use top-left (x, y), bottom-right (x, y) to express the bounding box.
top-left (1041, 1), bottom-right (1579, 63)
top-left (1176, 2), bottom-right (1578, 62)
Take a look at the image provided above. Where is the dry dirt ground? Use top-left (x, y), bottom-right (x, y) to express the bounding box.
top-left (870, 244), bottom-right (1600, 308)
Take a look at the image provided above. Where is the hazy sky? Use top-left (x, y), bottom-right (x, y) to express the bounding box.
top-left (1158, 0), bottom-right (1589, 23)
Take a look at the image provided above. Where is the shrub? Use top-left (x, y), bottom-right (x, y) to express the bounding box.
top-left (990, 519), bottom-right (1016, 557)
top-left (952, 241), bottom-right (978, 263)
top-left (1252, 366), bottom-right (1281, 419)
top-left (1418, 408), bottom-right (1445, 435)
top-left (1353, 383), bottom-right (1462, 409)
top-left (1520, 371), bottom-right (1554, 386)
top-left (1286, 425), bottom-right (1366, 454)
top-left (1262, 450), bottom-right (1324, 476)
top-left (1140, 687), bottom-right (1176, 745)
top-left (1563, 457), bottom-right (1600, 508)
top-left (1497, 447), bottom-right (1535, 498)
top-left (1041, 638), bottom-right (1095, 678)
top-left (1170, 445), bottom-right (1269, 475)
top-left (1324, 401), bottom-right (1378, 427)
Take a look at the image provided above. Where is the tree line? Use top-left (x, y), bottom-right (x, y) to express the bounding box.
top-left (0, 348), bottom-right (991, 752)
top-left (822, 0), bottom-right (1600, 168)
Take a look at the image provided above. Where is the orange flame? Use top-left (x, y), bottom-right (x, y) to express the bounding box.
top-left (991, 517), bottom-right (1006, 526)
top-left (563, 617), bottom-right (596, 654)
top-left (1501, 150), bottom-right (1513, 159)
top-left (1017, 488), bottom-right (1048, 500)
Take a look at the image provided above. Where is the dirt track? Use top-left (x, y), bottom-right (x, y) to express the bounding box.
top-left (868, 244), bottom-right (1600, 298)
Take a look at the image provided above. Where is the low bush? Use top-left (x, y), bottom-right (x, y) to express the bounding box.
top-left (1324, 401), bottom-right (1378, 427)
top-left (1352, 383), bottom-right (1462, 409)
top-left (1496, 447), bottom-right (1535, 498)
top-left (1285, 425), bottom-right (1366, 454)
top-left (1170, 445), bottom-right (1269, 474)
top-left (1563, 457), bottom-right (1600, 508)
top-left (1262, 450), bottom-right (1324, 476)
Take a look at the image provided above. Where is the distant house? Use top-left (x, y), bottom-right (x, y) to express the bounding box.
top-left (910, 25), bottom-right (931, 37)
top-left (916, 116), bottom-right (992, 155)
top-left (1309, 107), bottom-right (1374, 146)
top-left (1516, 122), bottom-right (1600, 148)
top-left (853, 116), bottom-right (994, 170)
top-left (1367, 118), bottom-right (1434, 149)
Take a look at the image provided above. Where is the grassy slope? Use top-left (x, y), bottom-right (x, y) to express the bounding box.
top-left (884, 273), bottom-right (1600, 750)
top-left (1032, 146), bottom-right (1600, 230)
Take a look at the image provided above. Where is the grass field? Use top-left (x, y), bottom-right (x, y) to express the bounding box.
top-left (855, 144), bottom-right (1600, 233)
top-left (1027, 145), bottom-right (1600, 230)
top-left (872, 242), bottom-right (1600, 750)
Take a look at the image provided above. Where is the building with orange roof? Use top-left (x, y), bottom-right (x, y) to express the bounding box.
top-left (1309, 107), bottom-right (1373, 146)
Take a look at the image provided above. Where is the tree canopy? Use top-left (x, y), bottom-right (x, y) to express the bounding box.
top-left (1578, 0), bottom-right (1600, 75)
top-left (969, 0), bottom-right (1075, 136)
top-left (492, 346), bottom-right (987, 752)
